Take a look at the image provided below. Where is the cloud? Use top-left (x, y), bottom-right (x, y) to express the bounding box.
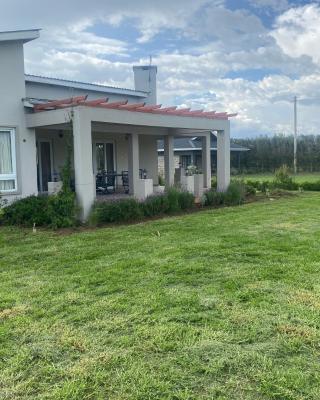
top-left (271, 3), bottom-right (320, 63)
top-left (1, 0), bottom-right (320, 137)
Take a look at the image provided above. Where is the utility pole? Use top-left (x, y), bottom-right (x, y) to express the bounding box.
top-left (293, 95), bottom-right (297, 174)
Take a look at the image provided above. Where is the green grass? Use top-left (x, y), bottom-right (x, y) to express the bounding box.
top-left (1, 193), bottom-right (320, 399)
top-left (238, 172), bottom-right (320, 183)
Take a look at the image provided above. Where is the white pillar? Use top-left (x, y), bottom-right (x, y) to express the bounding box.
top-left (217, 124), bottom-right (230, 192)
top-left (202, 133), bottom-right (211, 188)
top-left (128, 133), bottom-right (140, 196)
top-left (73, 109), bottom-right (94, 221)
top-left (164, 134), bottom-right (175, 187)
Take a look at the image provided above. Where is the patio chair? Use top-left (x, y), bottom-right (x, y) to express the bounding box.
top-left (105, 171), bottom-right (116, 193)
top-left (121, 170), bottom-right (129, 194)
top-left (96, 170), bottom-right (107, 194)
top-left (139, 168), bottom-right (147, 179)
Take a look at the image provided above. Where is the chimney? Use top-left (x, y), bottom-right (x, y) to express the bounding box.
top-left (133, 65), bottom-right (157, 105)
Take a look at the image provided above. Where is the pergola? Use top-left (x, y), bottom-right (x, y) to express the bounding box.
top-left (27, 96), bottom-right (235, 219)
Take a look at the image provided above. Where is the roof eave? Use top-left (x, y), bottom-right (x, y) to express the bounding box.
top-left (0, 29), bottom-right (40, 44)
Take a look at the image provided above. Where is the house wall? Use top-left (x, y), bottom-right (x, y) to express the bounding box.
top-left (0, 40), bottom-right (38, 201)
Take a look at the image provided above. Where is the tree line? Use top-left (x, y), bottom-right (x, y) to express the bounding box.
top-left (232, 135), bottom-right (320, 173)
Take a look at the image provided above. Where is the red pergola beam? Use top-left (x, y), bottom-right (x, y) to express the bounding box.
top-left (136, 104), bottom-right (162, 111)
top-left (92, 100), bottom-right (129, 109)
top-left (34, 95), bottom-right (88, 111)
top-left (154, 106), bottom-right (177, 113)
top-left (118, 102), bottom-right (146, 110)
top-left (33, 95), bottom-right (236, 120)
top-left (82, 97), bottom-right (109, 106)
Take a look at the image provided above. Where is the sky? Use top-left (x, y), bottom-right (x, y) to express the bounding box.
top-left (1, 0), bottom-right (320, 137)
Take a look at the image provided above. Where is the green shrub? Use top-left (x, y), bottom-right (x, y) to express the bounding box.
top-left (204, 181), bottom-right (246, 207)
top-left (47, 191), bottom-right (78, 229)
top-left (91, 198), bottom-right (143, 225)
top-left (166, 187), bottom-right (181, 213)
top-left (245, 179), bottom-right (270, 193)
top-left (158, 174), bottom-right (165, 186)
top-left (0, 192), bottom-right (77, 228)
top-left (177, 190), bottom-right (195, 210)
top-left (211, 176), bottom-right (217, 188)
top-left (203, 189), bottom-right (225, 207)
top-left (142, 194), bottom-right (169, 217)
top-left (245, 182), bottom-right (256, 196)
top-left (273, 165), bottom-right (299, 190)
top-left (299, 181), bottom-right (320, 191)
top-left (224, 181), bottom-right (246, 205)
top-left (91, 189), bottom-right (195, 225)
top-left (1, 195), bottom-right (50, 226)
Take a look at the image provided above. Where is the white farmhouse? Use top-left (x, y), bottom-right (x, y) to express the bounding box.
top-left (0, 29), bottom-right (233, 220)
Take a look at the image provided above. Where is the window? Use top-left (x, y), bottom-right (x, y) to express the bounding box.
top-left (180, 155), bottom-right (192, 168)
top-left (0, 128), bottom-right (17, 192)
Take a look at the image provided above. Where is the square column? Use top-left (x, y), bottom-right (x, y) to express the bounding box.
top-left (164, 135), bottom-right (175, 187)
top-left (201, 133), bottom-right (211, 188)
top-left (217, 124), bottom-right (230, 192)
top-left (73, 109), bottom-right (94, 221)
top-left (128, 133), bottom-right (140, 196)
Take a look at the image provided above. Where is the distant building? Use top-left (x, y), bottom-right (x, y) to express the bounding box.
top-left (158, 132), bottom-right (249, 174)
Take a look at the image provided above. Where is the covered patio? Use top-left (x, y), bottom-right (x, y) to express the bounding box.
top-left (26, 97), bottom-right (235, 220)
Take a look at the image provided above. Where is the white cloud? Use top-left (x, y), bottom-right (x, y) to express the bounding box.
top-left (271, 4), bottom-right (320, 63)
top-left (1, 0), bottom-right (320, 137)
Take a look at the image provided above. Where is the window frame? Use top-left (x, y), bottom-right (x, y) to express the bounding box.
top-left (0, 127), bottom-right (17, 193)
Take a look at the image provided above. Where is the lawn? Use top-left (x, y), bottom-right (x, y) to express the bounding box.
top-left (1, 193), bottom-right (320, 399)
top-left (238, 172), bottom-right (320, 183)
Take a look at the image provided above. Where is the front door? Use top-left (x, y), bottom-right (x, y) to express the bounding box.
top-left (37, 140), bottom-right (53, 192)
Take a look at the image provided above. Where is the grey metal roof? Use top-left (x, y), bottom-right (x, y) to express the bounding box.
top-left (158, 134), bottom-right (249, 152)
top-left (25, 74), bottom-right (149, 97)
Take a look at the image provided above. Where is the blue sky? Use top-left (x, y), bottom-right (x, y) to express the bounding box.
top-left (1, 0), bottom-right (320, 137)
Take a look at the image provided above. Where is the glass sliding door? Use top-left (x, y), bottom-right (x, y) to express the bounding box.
top-left (37, 140), bottom-right (53, 192)
top-left (95, 142), bottom-right (115, 173)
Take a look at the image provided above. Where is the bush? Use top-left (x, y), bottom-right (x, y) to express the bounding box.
top-left (47, 191), bottom-right (78, 229)
top-left (224, 181), bottom-right (246, 205)
top-left (273, 165), bottom-right (299, 190)
top-left (245, 182), bottom-right (256, 196)
top-left (177, 190), bottom-right (195, 210)
top-left (204, 181), bottom-right (246, 207)
top-left (203, 189), bottom-right (225, 207)
top-left (1, 195), bottom-right (50, 226)
top-left (166, 187), bottom-right (181, 213)
top-left (141, 194), bottom-right (169, 217)
top-left (158, 174), bottom-right (165, 186)
top-left (91, 198), bottom-right (143, 225)
top-left (245, 179), bottom-right (270, 193)
top-left (299, 181), bottom-right (320, 191)
top-left (91, 189), bottom-right (195, 225)
top-left (211, 176), bottom-right (217, 188)
top-left (0, 192), bottom-right (78, 228)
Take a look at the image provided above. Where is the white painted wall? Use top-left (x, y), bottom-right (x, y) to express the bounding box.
top-left (133, 66), bottom-right (157, 104)
top-left (0, 40), bottom-right (37, 201)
